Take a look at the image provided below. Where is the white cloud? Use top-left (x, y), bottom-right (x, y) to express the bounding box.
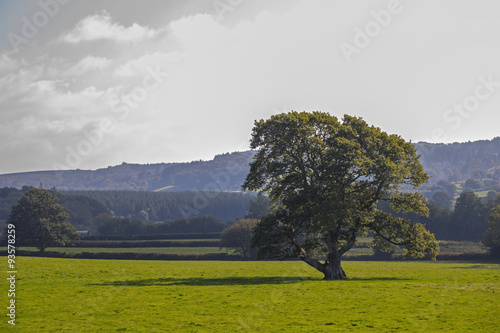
top-left (1, 0), bottom-right (500, 174)
top-left (61, 11), bottom-right (160, 44)
top-left (0, 64), bottom-right (45, 105)
top-left (115, 51), bottom-right (183, 77)
top-left (170, 14), bottom-right (227, 50)
top-left (0, 54), bottom-right (20, 75)
top-left (67, 55), bottom-right (111, 75)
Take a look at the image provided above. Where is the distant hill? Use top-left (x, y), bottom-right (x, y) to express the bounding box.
top-left (0, 151), bottom-right (255, 191)
top-left (0, 138), bottom-right (499, 192)
top-left (414, 137), bottom-right (500, 183)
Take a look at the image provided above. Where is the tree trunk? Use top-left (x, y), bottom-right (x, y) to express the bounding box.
top-left (323, 253), bottom-right (346, 280)
top-left (320, 231), bottom-right (349, 280)
top-left (39, 241), bottom-right (48, 253)
top-left (293, 235), bottom-right (348, 280)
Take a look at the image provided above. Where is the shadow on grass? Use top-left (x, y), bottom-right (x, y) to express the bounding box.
top-left (90, 276), bottom-right (311, 287)
top-left (89, 276), bottom-right (409, 287)
top-left (449, 263), bottom-right (500, 269)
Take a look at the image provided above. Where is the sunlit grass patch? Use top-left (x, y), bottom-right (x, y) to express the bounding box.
top-left (5, 258), bottom-right (499, 332)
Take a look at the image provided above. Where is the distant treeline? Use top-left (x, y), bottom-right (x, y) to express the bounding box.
top-left (96, 215), bottom-right (226, 236)
top-left (2, 186), bottom-right (499, 242)
top-left (63, 190), bottom-right (253, 223)
top-left (71, 239), bottom-right (220, 248)
top-left (0, 187), bottom-right (254, 234)
top-left (9, 250), bottom-right (233, 261)
top-left (83, 232), bottom-right (221, 241)
top-left (0, 187), bottom-right (112, 231)
top-left (0, 188), bottom-right (20, 224)
top-left (380, 191), bottom-right (500, 242)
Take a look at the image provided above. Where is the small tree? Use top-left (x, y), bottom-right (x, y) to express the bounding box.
top-left (8, 188), bottom-right (80, 252)
top-left (450, 191), bottom-right (488, 241)
top-left (220, 219), bottom-right (258, 258)
top-left (243, 112), bottom-right (439, 280)
top-left (431, 191), bottom-right (453, 211)
top-left (436, 179), bottom-right (456, 197)
top-left (483, 205), bottom-right (500, 257)
top-left (464, 178), bottom-right (482, 190)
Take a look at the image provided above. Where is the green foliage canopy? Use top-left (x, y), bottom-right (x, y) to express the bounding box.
top-left (451, 191), bottom-right (488, 241)
top-left (220, 219), bottom-right (258, 258)
top-left (483, 205), bottom-right (500, 256)
top-left (243, 111), bottom-right (439, 279)
top-left (245, 193), bottom-right (271, 219)
top-left (8, 188), bottom-right (80, 252)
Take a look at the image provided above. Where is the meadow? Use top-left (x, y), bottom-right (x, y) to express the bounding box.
top-left (2, 257), bottom-right (499, 332)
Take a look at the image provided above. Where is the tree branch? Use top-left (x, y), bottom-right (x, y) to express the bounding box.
top-left (374, 231), bottom-right (404, 246)
top-left (289, 236), bottom-right (325, 273)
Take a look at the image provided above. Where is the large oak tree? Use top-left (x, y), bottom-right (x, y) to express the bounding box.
top-left (242, 112), bottom-right (439, 280)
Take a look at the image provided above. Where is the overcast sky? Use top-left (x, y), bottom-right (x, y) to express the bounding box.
top-left (1, 0), bottom-right (499, 174)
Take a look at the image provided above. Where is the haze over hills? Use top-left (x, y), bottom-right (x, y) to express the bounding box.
top-left (0, 151), bottom-right (254, 192)
top-left (416, 138), bottom-right (500, 182)
top-left (0, 138), bottom-right (499, 193)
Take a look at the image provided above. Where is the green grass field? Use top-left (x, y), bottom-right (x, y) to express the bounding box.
top-left (3, 257), bottom-right (499, 332)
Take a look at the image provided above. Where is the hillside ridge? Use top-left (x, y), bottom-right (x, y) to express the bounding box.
top-left (1, 138), bottom-right (499, 191)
